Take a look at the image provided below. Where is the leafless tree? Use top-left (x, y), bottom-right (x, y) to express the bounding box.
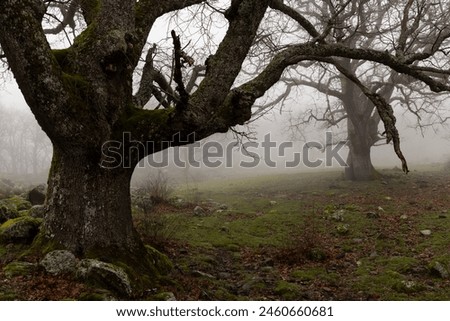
top-left (0, 105), bottom-right (52, 178)
top-left (260, 0), bottom-right (450, 180)
top-left (1, 0), bottom-right (450, 292)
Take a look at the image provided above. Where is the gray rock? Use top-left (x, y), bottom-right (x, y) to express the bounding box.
top-left (269, 201), bottom-right (277, 205)
top-left (77, 259), bottom-right (133, 297)
top-left (40, 250), bottom-right (78, 275)
top-left (0, 216), bottom-right (42, 244)
top-left (27, 185), bottom-right (46, 206)
top-left (430, 261), bottom-right (449, 279)
top-left (400, 214), bottom-right (408, 220)
top-left (218, 204), bottom-right (228, 210)
top-left (420, 229), bottom-right (432, 236)
top-left (330, 209), bottom-right (345, 221)
top-left (29, 205), bottom-right (46, 218)
top-left (193, 206), bottom-right (206, 216)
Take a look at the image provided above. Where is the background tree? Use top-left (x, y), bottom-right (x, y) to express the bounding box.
top-left (0, 105), bottom-right (52, 179)
top-left (1, 0), bottom-right (450, 292)
top-left (258, 0), bottom-right (450, 180)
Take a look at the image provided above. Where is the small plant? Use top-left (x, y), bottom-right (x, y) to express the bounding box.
top-left (140, 170), bottom-right (173, 204)
top-left (133, 171), bottom-right (178, 250)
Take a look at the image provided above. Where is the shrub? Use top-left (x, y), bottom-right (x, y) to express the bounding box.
top-left (139, 171), bottom-right (173, 205)
top-left (133, 171), bottom-right (179, 250)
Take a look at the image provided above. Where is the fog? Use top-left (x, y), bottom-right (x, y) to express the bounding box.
top-left (1, 81), bottom-right (448, 187)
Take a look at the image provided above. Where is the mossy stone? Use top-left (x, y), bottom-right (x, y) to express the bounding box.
top-left (145, 245), bottom-right (173, 275)
top-left (77, 259), bottom-right (133, 298)
top-left (274, 281), bottom-right (301, 300)
top-left (6, 196), bottom-right (32, 211)
top-left (3, 261), bottom-right (36, 278)
top-left (0, 216), bottom-right (42, 244)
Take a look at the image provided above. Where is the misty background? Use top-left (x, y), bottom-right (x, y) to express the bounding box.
top-left (1, 79), bottom-right (448, 187)
top-left (2, 4), bottom-right (449, 188)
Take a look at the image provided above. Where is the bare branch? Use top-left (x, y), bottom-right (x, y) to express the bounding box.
top-left (171, 30), bottom-right (189, 109)
top-left (43, 0), bottom-right (79, 34)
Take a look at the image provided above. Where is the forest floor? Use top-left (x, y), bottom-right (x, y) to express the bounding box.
top-left (1, 166), bottom-right (449, 300)
top-left (148, 166), bottom-right (450, 300)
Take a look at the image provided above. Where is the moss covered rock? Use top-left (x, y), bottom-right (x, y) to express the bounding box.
top-left (0, 216), bottom-right (42, 244)
top-left (3, 261), bottom-right (36, 278)
top-left (29, 205), bottom-right (46, 219)
top-left (77, 259), bottom-right (133, 298)
top-left (145, 245), bottom-right (173, 275)
top-left (0, 196), bottom-right (33, 223)
top-left (274, 281), bottom-right (302, 300)
top-left (7, 196), bottom-right (32, 211)
top-left (0, 202), bottom-right (19, 224)
top-left (78, 289), bottom-right (116, 301)
top-left (26, 186), bottom-right (46, 206)
top-left (40, 250), bottom-right (78, 275)
top-left (429, 260), bottom-right (449, 279)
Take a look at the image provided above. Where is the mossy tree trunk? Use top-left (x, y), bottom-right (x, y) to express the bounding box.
top-left (0, 0), bottom-right (272, 268)
top-left (44, 147), bottom-right (140, 258)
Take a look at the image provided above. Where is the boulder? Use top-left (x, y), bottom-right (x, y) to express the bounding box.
top-left (77, 259), bottom-right (133, 297)
top-left (430, 261), bottom-right (449, 279)
top-left (3, 261), bottom-right (36, 278)
top-left (6, 196), bottom-right (32, 211)
top-left (145, 245), bottom-right (173, 274)
top-left (193, 206), bottom-right (207, 216)
top-left (0, 202), bottom-right (19, 224)
top-left (0, 216), bottom-right (42, 244)
top-left (0, 196), bottom-right (33, 224)
top-left (29, 205), bottom-right (46, 218)
top-left (420, 229), bottom-right (432, 236)
top-left (27, 185), bottom-right (46, 206)
top-left (40, 250), bottom-right (78, 275)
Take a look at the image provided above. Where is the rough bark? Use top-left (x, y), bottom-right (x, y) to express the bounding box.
top-left (44, 147), bottom-right (138, 257)
top-left (345, 118), bottom-right (378, 181)
top-left (0, 0), bottom-right (270, 276)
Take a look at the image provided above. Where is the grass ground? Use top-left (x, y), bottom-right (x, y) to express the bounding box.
top-left (146, 167), bottom-right (450, 300)
top-left (1, 167), bottom-right (449, 300)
